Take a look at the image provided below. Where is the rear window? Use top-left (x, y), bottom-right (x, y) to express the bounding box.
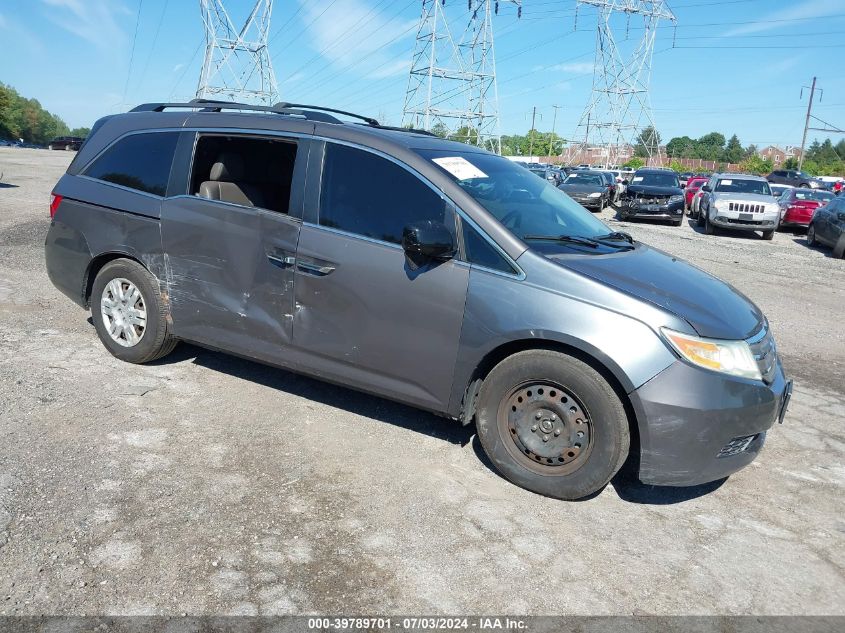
top-left (83, 132), bottom-right (179, 197)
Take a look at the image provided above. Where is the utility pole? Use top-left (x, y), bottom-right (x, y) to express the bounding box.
top-left (549, 105), bottom-right (562, 158)
top-left (528, 106), bottom-right (537, 159)
top-left (798, 77), bottom-right (818, 171)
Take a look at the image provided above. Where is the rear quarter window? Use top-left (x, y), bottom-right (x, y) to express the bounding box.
top-left (83, 131), bottom-right (180, 197)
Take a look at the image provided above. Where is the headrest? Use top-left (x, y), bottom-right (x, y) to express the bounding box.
top-left (210, 153), bottom-right (245, 182)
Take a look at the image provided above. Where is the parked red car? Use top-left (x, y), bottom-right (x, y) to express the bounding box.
top-left (684, 177), bottom-right (708, 210)
top-left (778, 188), bottom-right (835, 229)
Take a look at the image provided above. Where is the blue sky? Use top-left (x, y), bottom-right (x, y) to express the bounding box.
top-left (1, 0), bottom-right (844, 148)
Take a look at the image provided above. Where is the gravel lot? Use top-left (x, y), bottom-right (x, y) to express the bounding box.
top-left (0, 147), bottom-right (843, 616)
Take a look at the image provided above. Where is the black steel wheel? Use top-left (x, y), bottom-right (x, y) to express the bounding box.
top-left (500, 382), bottom-right (594, 476)
top-left (475, 350), bottom-right (630, 500)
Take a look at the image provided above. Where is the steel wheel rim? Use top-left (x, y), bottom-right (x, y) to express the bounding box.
top-left (498, 382), bottom-right (594, 476)
top-left (101, 278), bottom-right (147, 347)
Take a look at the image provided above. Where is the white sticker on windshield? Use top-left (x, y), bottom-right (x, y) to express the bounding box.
top-left (632, 176), bottom-right (643, 183)
top-left (720, 179), bottom-right (733, 186)
top-left (433, 156), bottom-right (488, 180)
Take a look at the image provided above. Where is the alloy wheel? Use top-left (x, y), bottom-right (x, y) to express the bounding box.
top-left (100, 278), bottom-right (147, 347)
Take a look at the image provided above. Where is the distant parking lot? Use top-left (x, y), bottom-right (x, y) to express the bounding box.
top-left (1, 148), bottom-right (843, 615)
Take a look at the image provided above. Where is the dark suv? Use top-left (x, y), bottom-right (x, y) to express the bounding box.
top-left (48, 136), bottom-right (84, 151)
top-left (618, 168), bottom-right (685, 225)
top-left (766, 169), bottom-right (821, 189)
top-left (45, 99), bottom-right (792, 500)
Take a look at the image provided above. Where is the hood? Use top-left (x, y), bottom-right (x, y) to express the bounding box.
top-left (549, 244), bottom-right (763, 339)
top-left (560, 183), bottom-right (606, 194)
top-left (626, 185), bottom-right (681, 196)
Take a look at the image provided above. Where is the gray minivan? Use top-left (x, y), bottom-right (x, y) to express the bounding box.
top-left (45, 100), bottom-right (792, 500)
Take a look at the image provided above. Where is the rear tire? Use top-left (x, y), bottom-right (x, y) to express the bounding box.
top-left (807, 224), bottom-right (817, 246)
top-left (90, 259), bottom-right (177, 364)
top-left (475, 350), bottom-right (630, 500)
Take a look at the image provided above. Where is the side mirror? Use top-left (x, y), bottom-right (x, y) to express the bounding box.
top-left (402, 220), bottom-right (456, 264)
top-left (701, 184), bottom-right (711, 192)
top-left (622, 179), bottom-right (629, 185)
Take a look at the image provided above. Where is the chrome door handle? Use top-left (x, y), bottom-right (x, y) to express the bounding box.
top-left (267, 254), bottom-right (296, 269)
top-left (297, 261), bottom-right (335, 276)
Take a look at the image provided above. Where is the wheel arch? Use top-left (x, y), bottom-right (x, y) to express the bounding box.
top-left (456, 337), bottom-right (644, 467)
top-left (83, 251), bottom-right (152, 308)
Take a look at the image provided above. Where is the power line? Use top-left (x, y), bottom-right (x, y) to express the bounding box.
top-left (136, 0), bottom-right (170, 94)
top-left (121, 0), bottom-right (144, 105)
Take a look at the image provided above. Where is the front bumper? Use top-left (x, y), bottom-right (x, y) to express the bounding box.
top-left (630, 359), bottom-right (790, 486)
top-left (621, 200), bottom-right (684, 220)
top-left (710, 213), bottom-right (779, 231)
top-left (570, 197), bottom-right (604, 210)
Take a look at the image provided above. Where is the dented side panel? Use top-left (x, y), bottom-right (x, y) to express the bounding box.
top-left (160, 196), bottom-right (300, 356)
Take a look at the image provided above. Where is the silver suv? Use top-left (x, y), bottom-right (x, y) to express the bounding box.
top-left (697, 173), bottom-right (780, 240)
top-left (45, 100), bottom-right (791, 500)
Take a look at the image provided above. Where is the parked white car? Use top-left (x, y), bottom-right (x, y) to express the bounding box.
top-left (697, 173), bottom-right (781, 240)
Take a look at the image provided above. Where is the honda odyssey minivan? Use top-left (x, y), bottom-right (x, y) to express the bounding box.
top-left (45, 100), bottom-right (792, 500)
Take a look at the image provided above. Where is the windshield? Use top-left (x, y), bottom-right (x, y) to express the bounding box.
top-left (715, 178), bottom-right (771, 196)
top-left (563, 172), bottom-right (604, 186)
top-left (419, 149), bottom-right (609, 240)
top-left (630, 172), bottom-right (679, 188)
top-left (794, 190), bottom-right (834, 202)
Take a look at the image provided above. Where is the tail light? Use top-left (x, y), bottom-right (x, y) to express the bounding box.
top-left (50, 193), bottom-right (63, 218)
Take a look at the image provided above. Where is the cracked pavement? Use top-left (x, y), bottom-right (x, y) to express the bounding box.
top-left (0, 148), bottom-right (843, 615)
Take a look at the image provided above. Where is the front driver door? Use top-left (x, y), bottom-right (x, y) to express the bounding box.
top-left (291, 141), bottom-right (470, 412)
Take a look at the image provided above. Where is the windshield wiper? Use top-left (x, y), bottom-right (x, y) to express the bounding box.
top-left (593, 231), bottom-right (634, 244)
top-left (523, 233), bottom-right (635, 252)
top-left (523, 234), bottom-right (602, 248)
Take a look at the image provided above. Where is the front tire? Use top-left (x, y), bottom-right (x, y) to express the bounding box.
top-left (762, 229), bottom-right (775, 241)
top-left (475, 350), bottom-right (630, 500)
top-left (90, 259), bottom-right (177, 364)
top-left (807, 224), bottom-right (817, 246)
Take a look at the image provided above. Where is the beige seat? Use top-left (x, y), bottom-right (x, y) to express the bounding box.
top-left (199, 153), bottom-right (265, 208)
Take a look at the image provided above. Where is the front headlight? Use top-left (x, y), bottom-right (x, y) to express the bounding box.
top-left (668, 194), bottom-right (683, 203)
top-left (661, 328), bottom-right (762, 381)
top-left (588, 192), bottom-right (602, 198)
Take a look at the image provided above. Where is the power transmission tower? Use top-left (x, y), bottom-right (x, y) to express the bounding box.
top-left (571, 0), bottom-right (675, 166)
top-left (402, 0), bottom-right (521, 154)
top-left (196, 0), bottom-right (279, 105)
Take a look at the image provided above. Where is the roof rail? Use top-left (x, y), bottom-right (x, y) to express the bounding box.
top-left (130, 99), bottom-right (379, 126)
top-left (129, 100), bottom-right (441, 137)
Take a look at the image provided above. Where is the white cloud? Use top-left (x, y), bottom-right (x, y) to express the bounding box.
top-left (368, 58), bottom-right (409, 80)
top-left (172, 63), bottom-right (185, 73)
top-left (725, 0), bottom-right (842, 36)
top-left (547, 62), bottom-right (594, 75)
top-left (40, 0), bottom-right (128, 49)
top-left (297, 0), bottom-right (417, 72)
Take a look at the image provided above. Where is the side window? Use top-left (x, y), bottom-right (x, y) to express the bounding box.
top-left (84, 132), bottom-right (179, 196)
top-left (190, 134), bottom-right (297, 214)
top-left (462, 221), bottom-right (517, 274)
top-left (319, 143), bottom-right (452, 244)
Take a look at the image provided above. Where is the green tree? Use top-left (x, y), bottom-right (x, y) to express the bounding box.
top-left (696, 132), bottom-right (726, 161)
top-left (737, 155), bottom-right (773, 175)
top-left (69, 127), bottom-right (91, 138)
top-left (666, 135), bottom-right (696, 159)
top-left (634, 126), bottom-right (661, 158)
top-left (623, 157), bottom-right (645, 169)
top-left (722, 134), bottom-right (743, 164)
